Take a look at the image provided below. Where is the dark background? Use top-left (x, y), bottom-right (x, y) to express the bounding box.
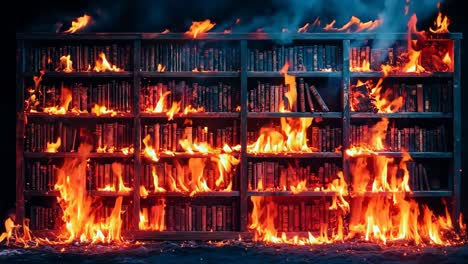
top-left (8, 0), bottom-right (467, 232)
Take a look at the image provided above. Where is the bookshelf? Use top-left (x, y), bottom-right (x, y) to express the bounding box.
top-left (16, 32), bottom-right (462, 240)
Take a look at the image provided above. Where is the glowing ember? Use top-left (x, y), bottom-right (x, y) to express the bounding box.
top-left (186, 19), bottom-right (216, 38)
top-left (91, 104), bottom-right (117, 116)
top-left (161, 29), bottom-right (170, 34)
top-left (64, 14), bottom-right (91, 33)
top-left (93, 52), bottom-right (122, 72)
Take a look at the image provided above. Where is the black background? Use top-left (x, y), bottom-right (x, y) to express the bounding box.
top-left (7, 0), bottom-right (468, 232)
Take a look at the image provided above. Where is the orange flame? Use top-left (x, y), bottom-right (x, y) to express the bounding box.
top-left (139, 199), bottom-right (165, 231)
top-left (183, 105), bottom-right (205, 114)
top-left (430, 3), bottom-right (450, 33)
top-left (44, 87), bottom-right (73, 115)
top-left (157, 64), bottom-right (166, 72)
top-left (323, 16), bottom-right (383, 32)
top-left (166, 101), bottom-right (181, 121)
top-left (57, 55), bottom-right (74, 72)
top-left (91, 104), bottom-right (117, 116)
top-left (142, 135), bottom-right (159, 162)
top-left (186, 19), bottom-right (216, 38)
top-left (64, 14), bottom-right (91, 33)
top-left (54, 144), bottom-right (124, 243)
top-left (93, 52), bottom-right (122, 72)
top-left (45, 137), bottom-right (61, 153)
top-left (297, 23), bottom-right (310, 33)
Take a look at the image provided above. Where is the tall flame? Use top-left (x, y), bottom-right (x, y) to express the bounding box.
top-left (430, 2), bottom-right (450, 33)
top-left (93, 52), bottom-right (122, 72)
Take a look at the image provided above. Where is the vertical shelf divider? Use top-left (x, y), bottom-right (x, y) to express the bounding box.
top-left (239, 39), bottom-right (248, 232)
top-left (16, 39), bottom-right (25, 224)
top-left (132, 39), bottom-right (142, 230)
top-left (342, 39), bottom-right (351, 188)
top-left (452, 39), bottom-right (461, 227)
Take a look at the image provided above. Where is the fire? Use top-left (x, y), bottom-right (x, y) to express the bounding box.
top-left (297, 23), bottom-right (309, 33)
top-left (97, 163), bottom-right (133, 193)
top-left (44, 87), bottom-right (73, 115)
top-left (93, 52), bottom-right (122, 72)
top-left (157, 64), bottom-right (166, 72)
top-left (142, 135), bottom-right (159, 162)
top-left (121, 146), bottom-right (134, 155)
top-left (183, 105), bottom-right (205, 114)
top-left (64, 14), bottom-right (91, 33)
top-left (54, 144), bottom-right (124, 243)
top-left (147, 91), bottom-right (171, 113)
top-left (166, 101), bottom-right (181, 121)
top-left (91, 104), bottom-right (117, 116)
top-left (161, 29), bottom-right (170, 34)
top-left (57, 55), bottom-right (74, 72)
top-left (186, 19), bottom-right (216, 38)
top-left (139, 199), bottom-right (165, 231)
top-left (45, 137), bottom-right (61, 153)
top-left (248, 62), bottom-right (314, 154)
top-left (323, 16), bottom-right (383, 32)
top-left (151, 166), bottom-right (166, 193)
top-left (430, 2), bottom-right (450, 33)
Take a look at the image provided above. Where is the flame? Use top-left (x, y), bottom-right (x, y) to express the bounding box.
top-left (93, 52), bottom-right (122, 72)
top-left (45, 137), bottom-right (61, 153)
top-left (44, 87), bottom-right (73, 115)
top-left (442, 52), bottom-right (453, 71)
top-left (91, 104), bottom-right (117, 116)
top-left (54, 144), bottom-right (124, 243)
top-left (297, 23), bottom-right (309, 33)
top-left (139, 186), bottom-right (149, 199)
top-left (157, 64), bottom-right (166, 72)
top-left (121, 146), bottom-right (134, 155)
top-left (183, 105), bottom-right (205, 114)
top-left (147, 91), bottom-right (171, 113)
top-left (186, 19), bottom-right (216, 38)
top-left (161, 29), bottom-right (170, 34)
top-left (57, 55), bottom-right (74, 72)
top-left (64, 14), bottom-right (91, 33)
top-left (152, 166), bottom-right (166, 193)
top-left (323, 16), bottom-right (383, 32)
top-left (166, 101), bottom-right (181, 121)
top-left (142, 135), bottom-right (159, 162)
top-left (430, 3), bottom-right (450, 33)
top-left (139, 199), bottom-right (165, 231)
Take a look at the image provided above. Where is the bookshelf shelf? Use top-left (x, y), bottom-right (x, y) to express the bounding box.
top-left (143, 191), bottom-right (240, 197)
top-left (140, 112), bottom-right (240, 119)
top-left (16, 32), bottom-right (461, 240)
top-left (350, 72), bottom-right (454, 78)
top-left (24, 152), bottom-right (133, 159)
top-left (345, 152), bottom-right (453, 158)
top-left (23, 72), bottom-right (134, 78)
top-left (246, 152), bottom-right (342, 158)
top-left (247, 112), bottom-right (342, 118)
top-left (140, 71), bottom-right (240, 78)
top-left (247, 71), bottom-right (342, 78)
top-left (350, 112), bottom-right (452, 119)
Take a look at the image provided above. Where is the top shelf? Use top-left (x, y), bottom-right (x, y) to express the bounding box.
top-left (350, 72), bottom-right (454, 78)
top-left (16, 32), bottom-right (463, 40)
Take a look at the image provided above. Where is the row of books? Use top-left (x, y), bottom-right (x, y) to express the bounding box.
top-left (24, 121), bottom-right (134, 153)
top-left (29, 206), bottom-right (62, 231)
top-left (164, 203), bottom-right (237, 231)
top-left (140, 80), bottom-right (238, 113)
top-left (310, 126), bottom-right (342, 152)
top-left (350, 124), bottom-right (448, 152)
top-left (25, 161), bottom-right (57, 191)
top-left (351, 81), bottom-right (452, 113)
top-left (248, 161), bottom-right (340, 191)
top-left (252, 198), bottom-right (340, 233)
top-left (247, 45), bottom-right (342, 72)
top-left (142, 123), bottom-right (237, 152)
top-left (141, 160), bottom-right (235, 192)
top-left (25, 81), bottom-right (133, 113)
top-left (248, 78), bottom-right (330, 112)
top-left (140, 44), bottom-right (240, 72)
top-left (89, 162), bottom-right (133, 191)
top-left (25, 44), bottom-right (132, 72)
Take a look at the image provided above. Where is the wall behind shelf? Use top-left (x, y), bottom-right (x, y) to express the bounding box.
top-left (10, 0), bottom-right (468, 233)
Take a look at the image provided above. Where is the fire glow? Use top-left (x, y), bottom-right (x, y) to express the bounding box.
top-left (186, 19), bottom-right (216, 38)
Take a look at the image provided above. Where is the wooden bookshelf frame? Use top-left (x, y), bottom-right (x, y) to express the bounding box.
top-left (16, 32), bottom-right (462, 240)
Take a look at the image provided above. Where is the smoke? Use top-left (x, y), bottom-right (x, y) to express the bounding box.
top-left (18, 0), bottom-right (444, 35)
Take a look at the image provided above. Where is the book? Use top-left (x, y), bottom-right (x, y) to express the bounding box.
top-left (309, 85), bottom-right (329, 112)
